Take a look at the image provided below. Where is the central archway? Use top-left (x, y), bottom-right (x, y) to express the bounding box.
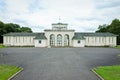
top-left (57, 34), bottom-right (62, 46)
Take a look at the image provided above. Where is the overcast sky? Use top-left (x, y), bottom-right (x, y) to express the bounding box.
top-left (0, 0), bottom-right (120, 32)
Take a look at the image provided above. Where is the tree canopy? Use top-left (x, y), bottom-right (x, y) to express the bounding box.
top-left (0, 21), bottom-right (32, 43)
top-left (96, 18), bottom-right (120, 45)
top-left (20, 27), bottom-right (32, 32)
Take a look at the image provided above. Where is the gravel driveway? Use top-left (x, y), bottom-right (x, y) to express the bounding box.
top-left (0, 47), bottom-right (120, 80)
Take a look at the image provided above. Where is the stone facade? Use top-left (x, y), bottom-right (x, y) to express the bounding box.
top-left (3, 23), bottom-right (117, 47)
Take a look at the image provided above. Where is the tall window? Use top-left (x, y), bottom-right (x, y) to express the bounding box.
top-left (109, 37), bottom-right (111, 43)
top-left (57, 34), bottom-right (62, 46)
top-left (15, 37), bottom-right (17, 43)
top-left (102, 37), bottom-right (104, 43)
top-left (87, 37), bottom-right (89, 43)
top-left (99, 37), bottom-right (101, 43)
top-left (50, 34), bottom-right (55, 46)
top-left (95, 37), bottom-right (97, 43)
top-left (64, 34), bottom-right (69, 46)
top-left (112, 37), bottom-right (114, 43)
top-left (23, 37), bottom-right (24, 43)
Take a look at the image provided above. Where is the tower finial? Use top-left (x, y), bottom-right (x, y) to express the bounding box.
top-left (58, 17), bottom-right (61, 23)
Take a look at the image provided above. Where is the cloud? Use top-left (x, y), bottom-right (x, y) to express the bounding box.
top-left (0, 0), bottom-right (7, 13)
top-left (28, 0), bottom-right (44, 13)
top-left (0, 0), bottom-right (120, 32)
top-left (95, 0), bottom-right (120, 9)
top-left (5, 0), bottom-right (33, 13)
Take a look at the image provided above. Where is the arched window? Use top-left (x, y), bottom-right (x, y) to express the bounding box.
top-left (57, 34), bottom-right (62, 46)
top-left (64, 34), bottom-right (69, 46)
top-left (50, 34), bottom-right (55, 46)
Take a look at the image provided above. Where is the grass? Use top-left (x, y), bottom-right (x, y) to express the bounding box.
top-left (0, 44), bottom-right (5, 48)
top-left (94, 65), bottom-right (120, 80)
top-left (115, 45), bottom-right (120, 49)
top-left (0, 64), bottom-right (22, 80)
top-left (118, 54), bottom-right (120, 57)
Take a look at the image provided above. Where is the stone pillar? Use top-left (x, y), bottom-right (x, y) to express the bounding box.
top-left (62, 34), bottom-right (64, 46)
top-left (47, 34), bottom-right (50, 47)
top-left (69, 36), bottom-right (71, 46)
top-left (55, 34), bottom-right (57, 46)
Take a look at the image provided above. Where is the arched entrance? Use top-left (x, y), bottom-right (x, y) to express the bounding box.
top-left (64, 34), bottom-right (69, 46)
top-left (50, 34), bottom-right (55, 46)
top-left (57, 34), bottom-right (62, 46)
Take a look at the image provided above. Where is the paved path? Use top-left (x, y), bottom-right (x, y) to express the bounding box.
top-left (0, 47), bottom-right (120, 80)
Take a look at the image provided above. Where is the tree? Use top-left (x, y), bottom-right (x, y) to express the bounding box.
top-left (0, 21), bottom-right (5, 43)
top-left (21, 27), bottom-right (32, 32)
top-left (96, 24), bottom-right (108, 32)
top-left (108, 19), bottom-right (120, 34)
top-left (0, 20), bottom-right (33, 43)
top-left (4, 23), bottom-right (21, 33)
top-left (96, 18), bottom-right (120, 45)
top-left (0, 21), bottom-right (5, 35)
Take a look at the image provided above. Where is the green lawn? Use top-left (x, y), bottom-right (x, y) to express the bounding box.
top-left (118, 54), bottom-right (120, 57)
top-left (0, 44), bottom-right (5, 48)
top-left (115, 45), bottom-right (120, 49)
top-left (0, 64), bottom-right (22, 80)
top-left (94, 65), bottom-right (120, 80)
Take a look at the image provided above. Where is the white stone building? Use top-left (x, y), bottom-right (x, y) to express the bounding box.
top-left (3, 23), bottom-right (117, 47)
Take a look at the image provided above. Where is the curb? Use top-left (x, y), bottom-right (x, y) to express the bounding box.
top-left (8, 67), bottom-right (23, 80)
top-left (91, 69), bottom-right (104, 80)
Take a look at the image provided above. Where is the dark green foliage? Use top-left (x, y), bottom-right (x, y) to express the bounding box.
top-left (0, 21), bottom-right (33, 43)
top-left (21, 27), bottom-right (32, 32)
top-left (0, 21), bottom-right (5, 34)
top-left (96, 18), bottom-right (120, 45)
top-left (4, 23), bottom-right (21, 33)
top-left (96, 24), bottom-right (108, 32)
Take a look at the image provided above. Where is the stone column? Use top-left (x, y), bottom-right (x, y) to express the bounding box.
top-left (62, 34), bottom-right (64, 46)
top-left (55, 34), bottom-right (57, 46)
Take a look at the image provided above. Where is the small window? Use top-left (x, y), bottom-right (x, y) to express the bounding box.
top-left (78, 40), bottom-right (80, 43)
top-left (39, 40), bottom-right (42, 44)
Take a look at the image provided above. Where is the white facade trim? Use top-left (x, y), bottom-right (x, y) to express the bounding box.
top-left (3, 23), bottom-right (117, 47)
